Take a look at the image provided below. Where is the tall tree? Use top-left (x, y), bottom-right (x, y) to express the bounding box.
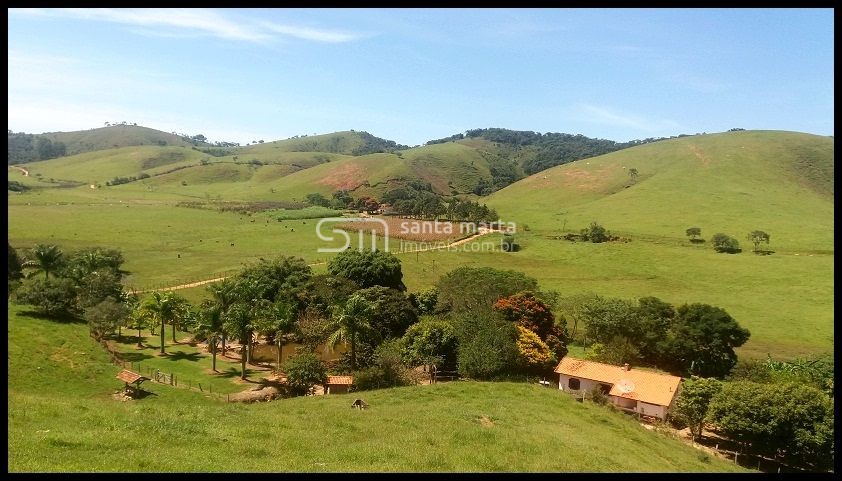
top-left (29, 244), bottom-right (63, 280)
top-left (746, 230), bottom-right (770, 253)
top-left (628, 168), bottom-right (639, 182)
top-left (140, 291), bottom-right (190, 355)
top-left (327, 249), bottom-right (405, 291)
top-left (8, 242), bottom-right (23, 284)
top-left (328, 294), bottom-right (374, 370)
top-left (660, 303), bottom-right (750, 377)
top-left (195, 298), bottom-right (226, 372)
top-left (672, 376), bottom-right (723, 441)
top-left (685, 227), bottom-right (702, 241)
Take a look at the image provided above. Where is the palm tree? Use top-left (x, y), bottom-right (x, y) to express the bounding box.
top-left (207, 279), bottom-right (237, 356)
top-left (29, 244), bottom-right (63, 280)
top-left (140, 291), bottom-right (189, 355)
top-left (224, 302), bottom-right (254, 380)
top-left (196, 299), bottom-right (225, 372)
top-left (266, 300), bottom-right (298, 371)
top-left (328, 295), bottom-right (374, 370)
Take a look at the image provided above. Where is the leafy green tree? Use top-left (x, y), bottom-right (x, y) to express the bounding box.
top-left (283, 351), bottom-right (327, 396)
top-left (28, 244), bottom-right (64, 280)
top-left (580, 296), bottom-right (641, 345)
top-left (328, 294), bottom-right (375, 370)
top-left (127, 297), bottom-right (151, 347)
top-left (584, 336), bottom-right (641, 366)
top-left (140, 291), bottom-right (190, 355)
top-left (660, 303), bottom-right (750, 377)
top-left (501, 234), bottom-right (519, 252)
top-left (8, 242), bottom-right (23, 284)
top-left (711, 233), bottom-right (740, 253)
top-left (580, 222), bottom-right (610, 243)
top-left (13, 276), bottom-right (78, 317)
top-left (628, 168), bottom-right (639, 182)
top-left (634, 296), bottom-right (675, 364)
top-left (85, 297), bottom-right (130, 341)
top-left (707, 381), bottom-right (833, 469)
top-left (746, 230), bottom-right (770, 253)
top-left (672, 376), bottom-right (723, 440)
top-left (455, 311), bottom-right (519, 379)
top-left (400, 317), bottom-right (458, 368)
top-left (354, 286), bottom-right (418, 342)
top-left (408, 287), bottom-right (438, 315)
top-left (685, 227), bottom-right (702, 241)
top-left (305, 193), bottom-right (331, 208)
top-left (302, 274), bottom-right (359, 317)
top-left (353, 339), bottom-right (417, 391)
top-left (327, 249), bottom-right (405, 291)
top-left (75, 270), bottom-right (124, 310)
top-left (436, 266), bottom-right (539, 315)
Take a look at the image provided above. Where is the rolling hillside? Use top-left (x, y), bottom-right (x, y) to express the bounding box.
top-left (487, 130), bottom-right (834, 252)
top-left (8, 304), bottom-right (744, 472)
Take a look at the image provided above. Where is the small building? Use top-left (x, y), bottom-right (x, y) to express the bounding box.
top-left (554, 357), bottom-right (681, 420)
top-left (325, 375), bottom-right (354, 394)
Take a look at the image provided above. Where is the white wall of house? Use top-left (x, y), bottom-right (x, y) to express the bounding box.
top-left (559, 374), bottom-right (672, 420)
top-left (558, 374), bottom-right (604, 397)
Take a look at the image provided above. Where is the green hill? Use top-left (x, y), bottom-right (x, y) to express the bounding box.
top-left (8, 304), bottom-right (744, 472)
top-left (479, 130), bottom-right (833, 359)
top-left (487, 130), bottom-right (833, 252)
top-left (8, 125), bottom-right (198, 164)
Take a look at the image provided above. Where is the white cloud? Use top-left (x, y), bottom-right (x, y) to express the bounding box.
top-left (574, 103), bottom-right (680, 133)
top-left (9, 8), bottom-right (366, 44)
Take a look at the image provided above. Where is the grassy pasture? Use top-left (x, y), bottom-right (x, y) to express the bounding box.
top-left (8, 305), bottom-right (745, 472)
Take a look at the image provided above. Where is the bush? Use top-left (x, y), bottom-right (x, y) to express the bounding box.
top-left (515, 326), bottom-right (556, 375)
top-left (580, 222), bottom-right (610, 243)
top-left (408, 287), bottom-right (438, 315)
top-left (455, 312), bottom-right (519, 379)
top-left (283, 351), bottom-right (327, 396)
top-left (352, 340), bottom-right (418, 391)
top-left (400, 317), bottom-right (458, 369)
top-left (711, 233), bottom-right (741, 253)
top-left (13, 277), bottom-right (78, 317)
top-left (501, 234), bottom-right (519, 252)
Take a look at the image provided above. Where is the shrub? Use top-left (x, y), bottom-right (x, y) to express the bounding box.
top-left (400, 317), bottom-right (458, 369)
top-left (515, 326), bottom-right (556, 375)
top-left (711, 233), bottom-right (741, 253)
top-left (13, 277), bottom-right (78, 317)
top-left (283, 351), bottom-right (327, 396)
top-left (455, 312), bottom-right (519, 379)
top-left (353, 340), bottom-right (418, 391)
top-left (580, 222), bottom-right (610, 243)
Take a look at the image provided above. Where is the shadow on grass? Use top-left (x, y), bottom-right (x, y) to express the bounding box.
top-left (18, 309), bottom-right (86, 324)
top-left (213, 366), bottom-right (260, 383)
top-left (689, 238), bottom-right (706, 244)
top-left (115, 351), bottom-right (154, 362)
top-left (753, 249), bottom-right (775, 255)
top-left (164, 351), bottom-right (203, 363)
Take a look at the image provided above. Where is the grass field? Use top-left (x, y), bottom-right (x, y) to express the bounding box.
top-left (8, 305), bottom-right (746, 472)
top-left (7, 130), bottom-right (834, 360)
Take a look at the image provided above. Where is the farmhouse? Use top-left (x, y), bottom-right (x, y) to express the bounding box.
top-left (555, 357), bottom-right (681, 420)
top-left (324, 375), bottom-right (354, 394)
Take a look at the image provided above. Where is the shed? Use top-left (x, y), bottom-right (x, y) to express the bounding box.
top-left (116, 369), bottom-right (150, 396)
top-left (325, 375), bottom-right (354, 394)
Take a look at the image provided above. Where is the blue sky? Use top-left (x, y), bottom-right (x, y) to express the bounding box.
top-left (7, 8), bottom-right (834, 146)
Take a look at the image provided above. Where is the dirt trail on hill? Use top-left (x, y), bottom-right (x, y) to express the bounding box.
top-left (129, 228), bottom-right (498, 294)
top-left (10, 165), bottom-right (29, 176)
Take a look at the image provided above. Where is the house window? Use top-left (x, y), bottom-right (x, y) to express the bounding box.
top-left (568, 378), bottom-right (581, 390)
top-left (599, 383), bottom-right (611, 394)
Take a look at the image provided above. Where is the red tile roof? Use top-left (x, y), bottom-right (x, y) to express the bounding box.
top-left (326, 375), bottom-right (354, 385)
top-left (554, 357), bottom-right (681, 407)
top-left (116, 369), bottom-right (148, 384)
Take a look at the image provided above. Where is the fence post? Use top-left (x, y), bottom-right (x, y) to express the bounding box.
top-left (170, 373), bottom-right (174, 386)
top-left (199, 383), bottom-right (202, 392)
